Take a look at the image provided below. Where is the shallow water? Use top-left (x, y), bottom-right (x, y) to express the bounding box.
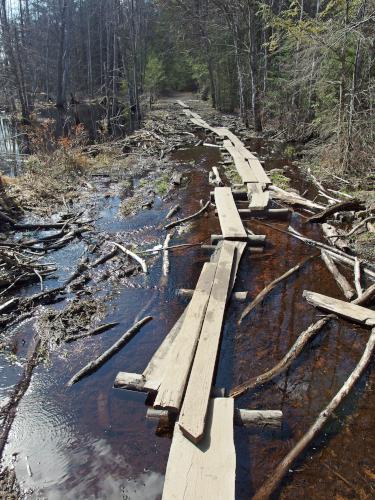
top-left (1, 137), bottom-right (374, 499)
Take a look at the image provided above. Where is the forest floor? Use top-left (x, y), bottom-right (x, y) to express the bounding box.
top-left (0, 94), bottom-right (374, 498)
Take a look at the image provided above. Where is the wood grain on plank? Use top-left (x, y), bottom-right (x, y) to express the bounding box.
top-left (303, 290), bottom-right (375, 326)
top-left (215, 187), bottom-right (247, 239)
top-left (162, 398), bottom-right (236, 500)
top-left (154, 262), bottom-right (218, 411)
top-left (179, 241), bottom-right (236, 442)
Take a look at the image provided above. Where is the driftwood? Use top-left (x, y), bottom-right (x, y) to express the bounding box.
top-left (230, 316), bottom-right (335, 398)
top-left (253, 326), bottom-right (375, 500)
top-left (321, 223), bottom-right (349, 252)
top-left (269, 185), bottom-right (325, 211)
top-left (165, 204), bottom-right (180, 219)
top-left (67, 316), bottom-right (152, 386)
top-left (354, 258), bottom-right (363, 298)
top-left (321, 251), bottom-right (355, 300)
top-left (164, 200), bottom-right (210, 230)
top-left (65, 322), bottom-right (119, 343)
top-left (238, 255), bottom-right (316, 324)
top-left (306, 199), bottom-right (365, 223)
top-left (352, 283), bottom-right (375, 305)
top-left (162, 233), bottom-right (172, 276)
top-left (111, 242), bottom-right (148, 273)
top-left (343, 215), bottom-right (375, 238)
top-left (90, 247), bottom-right (118, 268)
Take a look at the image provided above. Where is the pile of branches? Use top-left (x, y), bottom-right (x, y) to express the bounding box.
top-left (0, 247), bottom-right (56, 291)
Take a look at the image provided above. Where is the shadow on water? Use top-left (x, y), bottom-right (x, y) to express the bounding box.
top-left (1, 136), bottom-right (374, 499)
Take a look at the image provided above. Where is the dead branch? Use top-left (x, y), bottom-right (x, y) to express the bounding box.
top-left (164, 200), bottom-right (211, 230)
top-left (165, 204), bottom-right (180, 219)
top-left (238, 255), bottom-right (316, 324)
top-left (306, 199), bottom-right (365, 223)
top-left (253, 327), bottom-right (375, 500)
top-left (65, 322), bottom-right (119, 343)
top-left (67, 316), bottom-right (152, 386)
top-left (321, 251), bottom-right (355, 300)
top-left (111, 242), bottom-right (148, 273)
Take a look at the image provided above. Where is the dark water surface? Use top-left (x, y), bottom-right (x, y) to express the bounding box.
top-left (1, 139), bottom-right (374, 499)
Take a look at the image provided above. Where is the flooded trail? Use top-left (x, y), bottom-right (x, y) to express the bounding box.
top-left (1, 103), bottom-right (374, 499)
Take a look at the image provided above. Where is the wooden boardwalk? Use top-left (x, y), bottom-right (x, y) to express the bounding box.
top-left (114, 100), bottom-right (280, 500)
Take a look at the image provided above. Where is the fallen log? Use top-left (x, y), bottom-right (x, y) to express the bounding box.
top-left (343, 215), bottom-right (375, 238)
top-left (238, 255), bottom-right (316, 324)
top-left (269, 185), bottom-right (325, 211)
top-left (321, 223), bottom-right (349, 252)
top-left (253, 326), bottom-right (375, 500)
top-left (67, 316), bottom-right (152, 386)
top-left (354, 258), bottom-right (363, 298)
top-left (111, 242), bottom-right (148, 273)
top-left (321, 251), bottom-right (355, 300)
top-left (230, 315), bottom-right (335, 398)
top-left (306, 199), bottom-right (365, 223)
top-left (164, 200), bottom-right (210, 230)
top-left (162, 233), bottom-right (172, 276)
top-left (65, 322), bottom-right (119, 343)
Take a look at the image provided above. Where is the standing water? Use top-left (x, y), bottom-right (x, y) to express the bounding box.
top-left (0, 135), bottom-right (374, 499)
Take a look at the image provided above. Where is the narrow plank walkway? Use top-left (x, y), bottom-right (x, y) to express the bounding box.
top-left (162, 398), bottom-right (236, 500)
top-left (179, 241), bottom-right (236, 442)
top-left (154, 263), bottom-right (218, 411)
top-left (223, 140), bottom-right (259, 183)
top-left (215, 187), bottom-right (248, 239)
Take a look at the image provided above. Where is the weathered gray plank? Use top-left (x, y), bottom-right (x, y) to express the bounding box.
top-left (162, 398), bottom-right (236, 500)
top-left (303, 290), bottom-right (375, 326)
top-left (214, 187), bottom-right (247, 239)
top-left (179, 241), bottom-right (236, 442)
top-left (153, 262), bottom-right (218, 411)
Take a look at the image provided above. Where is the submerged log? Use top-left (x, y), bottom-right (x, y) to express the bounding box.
top-left (253, 327), bottom-right (375, 500)
top-left (111, 241), bottom-right (148, 273)
top-left (230, 315), bottom-right (335, 398)
top-left (67, 316), bottom-right (152, 386)
top-left (65, 322), bottom-right (119, 343)
top-left (164, 200), bottom-right (211, 230)
top-left (238, 255), bottom-right (316, 324)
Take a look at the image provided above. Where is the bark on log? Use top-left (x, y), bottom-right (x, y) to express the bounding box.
top-left (306, 199), bottom-right (365, 223)
top-left (253, 327), bottom-right (375, 500)
top-left (321, 251), bottom-right (355, 300)
top-left (269, 185), bottom-right (325, 211)
top-left (238, 255), bottom-right (316, 324)
top-left (164, 201), bottom-right (210, 230)
top-left (65, 322), bottom-right (119, 343)
top-left (67, 316), bottom-right (152, 386)
top-left (230, 316), bottom-right (335, 398)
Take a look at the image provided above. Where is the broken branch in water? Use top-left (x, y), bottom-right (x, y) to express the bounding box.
top-left (111, 242), bottom-right (148, 273)
top-left (67, 316), bottom-right (152, 386)
top-left (162, 233), bottom-right (172, 277)
top-left (164, 200), bottom-right (211, 230)
top-left (65, 322), bottom-right (120, 343)
top-left (238, 254), bottom-right (316, 324)
top-left (165, 204), bottom-right (180, 219)
top-left (252, 326), bottom-right (375, 500)
top-left (230, 315), bottom-right (336, 398)
top-left (321, 251), bottom-right (355, 300)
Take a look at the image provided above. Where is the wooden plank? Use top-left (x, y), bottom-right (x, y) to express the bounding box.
top-left (154, 262), bottom-right (218, 411)
top-left (162, 398), bottom-right (236, 500)
top-left (223, 140), bottom-right (258, 183)
top-left (247, 183), bottom-right (270, 210)
top-left (303, 291), bottom-right (375, 326)
top-left (247, 158), bottom-right (272, 186)
top-left (142, 308), bottom-right (187, 391)
top-left (179, 241), bottom-right (236, 442)
top-left (176, 100), bottom-right (190, 109)
top-left (214, 187), bottom-right (247, 239)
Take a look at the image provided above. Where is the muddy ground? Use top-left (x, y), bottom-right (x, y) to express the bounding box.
top-left (0, 95), bottom-right (374, 499)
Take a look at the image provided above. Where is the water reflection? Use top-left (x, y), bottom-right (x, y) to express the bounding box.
top-left (0, 115), bottom-right (22, 176)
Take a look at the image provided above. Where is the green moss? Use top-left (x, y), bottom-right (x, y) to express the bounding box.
top-left (154, 175), bottom-right (170, 196)
top-left (269, 169), bottom-right (291, 190)
top-left (225, 167), bottom-right (242, 185)
top-left (283, 144), bottom-right (296, 158)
